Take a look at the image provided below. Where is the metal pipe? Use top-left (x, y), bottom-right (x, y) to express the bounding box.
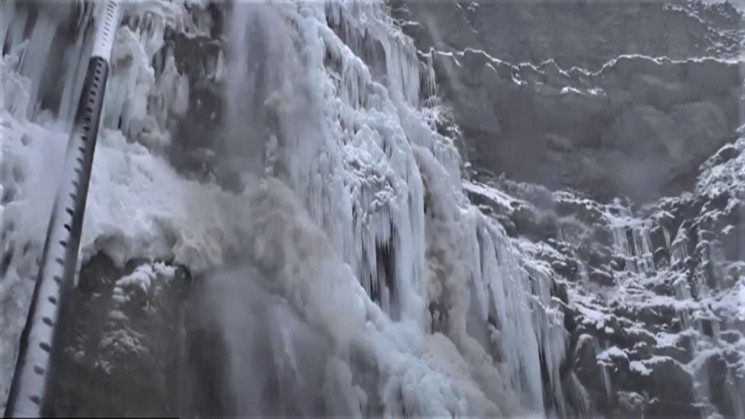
top-left (4, 1), bottom-right (120, 416)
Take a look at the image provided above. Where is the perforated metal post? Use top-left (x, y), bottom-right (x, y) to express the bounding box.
top-left (4, 1), bottom-right (120, 417)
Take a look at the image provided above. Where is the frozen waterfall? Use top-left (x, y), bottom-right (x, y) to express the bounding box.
top-left (1, 0), bottom-right (569, 416)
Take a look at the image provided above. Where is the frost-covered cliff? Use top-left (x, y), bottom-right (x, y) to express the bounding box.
top-left (1, 0), bottom-right (744, 417)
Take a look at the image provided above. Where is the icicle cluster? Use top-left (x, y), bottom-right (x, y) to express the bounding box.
top-left (0, 0), bottom-right (574, 415)
top-left (224, 0), bottom-right (570, 414)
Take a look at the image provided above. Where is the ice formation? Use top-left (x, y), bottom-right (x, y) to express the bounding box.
top-left (0, 0), bottom-right (572, 416)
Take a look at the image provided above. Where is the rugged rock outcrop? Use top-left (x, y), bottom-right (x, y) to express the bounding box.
top-left (394, 0), bottom-right (745, 202)
top-left (50, 255), bottom-right (190, 417)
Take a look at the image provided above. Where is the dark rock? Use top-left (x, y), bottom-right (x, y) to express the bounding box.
top-left (76, 252), bottom-right (120, 295)
top-left (627, 342), bottom-right (654, 361)
top-left (510, 204), bottom-right (544, 241)
top-left (51, 256), bottom-right (190, 417)
top-left (720, 330), bottom-right (743, 345)
top-left (646, 357), bottom-right (698, 417)
top-left (551, 258), bottom-right (576, 281)
top-left (650, 280), bottom-right (672, 296)
top-left (647, 399), bottom-right (700, 418)
top-left (586, 245), bottom-right (611, 271)
top-left (609, 255), bottom-right (625, 272)
top-left (704, 352), bottom-right (743, 417)
top-left (652, 247), bottom-right (670, 269)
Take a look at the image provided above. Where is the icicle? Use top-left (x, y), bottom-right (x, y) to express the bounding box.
top-left (612, 226), bottom-right (632, 262)
top-left (663, 226), bottom-right (671, 248)
top-left (58, 8), bottom-right (96, 128)
top-left (594, 340), bottom-right (614, 403)
top-left (0, 52), bottom-right (32, 120)
top-left (478, 222), bottom-right (544, 412)
top-left (18, 14), bottom-right (56, 117)
top-left (420, 51), bottom-right (438, 100)
top-left (0, 1), bottom-right (15, 51)
top-left (627, 223), bottom-right (655, 273)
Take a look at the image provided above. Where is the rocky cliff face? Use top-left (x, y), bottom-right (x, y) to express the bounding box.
top-left (52, 256), bottom-right (190, 417)
top-left (394, 0), bottom-right (745, 202)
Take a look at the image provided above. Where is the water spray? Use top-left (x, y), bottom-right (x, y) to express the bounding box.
top-left (4, 1), bottom-right (120, 416)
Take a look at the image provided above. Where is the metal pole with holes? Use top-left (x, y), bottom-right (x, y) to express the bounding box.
top-left (4, 1), bottom-right (120, 416)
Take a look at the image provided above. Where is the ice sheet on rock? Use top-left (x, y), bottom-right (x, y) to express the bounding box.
top-left (259, 1), bottom-right (433, 322)
top-left (218, 2), bottom-right (548, 412)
